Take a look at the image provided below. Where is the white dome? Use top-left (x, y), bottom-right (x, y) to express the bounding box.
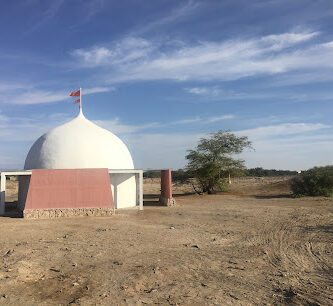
top-left (24, 112), bottom-right (134, 170)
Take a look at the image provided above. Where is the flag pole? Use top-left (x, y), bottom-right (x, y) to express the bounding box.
top-left (80, 87), bottom-right (82, 114)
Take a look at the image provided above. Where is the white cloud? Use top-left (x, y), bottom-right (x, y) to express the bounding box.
top-left (208, 115), bottom-right (234, 122)
top-left (0, 112), bottom-right (9, 128)
top-left (184, 87), bottom-right (221, 96)
top-left (237, 123), bottom-right (331, 139)
top-left (242, 135), bottom-right (333, 170)
top-left (0, 82), bottom-right (33, 92)
top-left (83, 87), bottom-right (115, 94)
top-left (0, 86), bottom-right (114, 105)
top-left (171, 117), bottom-right (202, 124)
top-left (259, 32), bottom-right (319, 51)
top-left (133, 0), bottom-right (201, 36)
top-left (93, 118), bottom-right (159, 134)
top-left (70, 31), bottom-right (329, 83)
top-left (27, 0), bottom-right (65, 33)
top-left (128, 132), bottom-right (204, 169)
top-left (71, 37), bottom-right (155, 67)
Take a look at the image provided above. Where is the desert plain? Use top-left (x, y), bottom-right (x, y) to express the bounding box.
top-left (0, 177), bottom-right (332, 305)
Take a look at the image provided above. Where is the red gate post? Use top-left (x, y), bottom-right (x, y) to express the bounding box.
top-left (159, 169), bottom-right (176, 206)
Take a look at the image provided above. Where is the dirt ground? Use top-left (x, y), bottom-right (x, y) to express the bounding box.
top-left (0, 177), bottom-right (332, 305)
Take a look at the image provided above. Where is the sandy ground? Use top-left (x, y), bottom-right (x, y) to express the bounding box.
top-left (0, 177), bottom-right (332, 305)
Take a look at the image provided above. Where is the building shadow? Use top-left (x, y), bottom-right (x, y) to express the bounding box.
top-left (253, 194), bottom-right (293, 199)
top-left (2, 201), bottom-right (23, 218)
top-left (143, 194), bottom-right (163, 206)
top-left (173, 192), bottom-right (197, 197)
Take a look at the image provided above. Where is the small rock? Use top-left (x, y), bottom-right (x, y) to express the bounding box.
top-left (63, 234), bottom-right (69, 239)
top-left (144, 288), bottom-right (157, 293)
top-left (4, 250), bottom-right (14, 257)
top-left (1, 294), bottom-right (7, 299)
top-left (169, 226), bottom-right (175, 230)
top-left (152, 267), bottom-right (160, 274)
top-left (112, 261), bottom-right (123, 265)
top-left (15, 242), bottom-right (28, 246)
top-left (59, 247), bottom-right (70, 251)
top-left (191, 245), bottom-right (199, 249)
top-left (96, 228), bottom-right (107, 232)
top-left (69, 297), bottom-right (79, 304)
top-left (72, 282), bottom-right (80, 286)
top-left (229, 294), bottom-right (239, 300)
top-left (201, 283), bottom-right (207, 287)
top-left (50, 268), bottom-right (60, 272)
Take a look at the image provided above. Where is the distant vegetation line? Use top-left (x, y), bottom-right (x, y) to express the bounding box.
top-left (245, 167), bottom-right (298, 177)
top-left (144, 167), bottom-right (297, 179)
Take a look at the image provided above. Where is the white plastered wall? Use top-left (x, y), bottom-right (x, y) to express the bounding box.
top-left (110, 174), bottom-right (137, 208)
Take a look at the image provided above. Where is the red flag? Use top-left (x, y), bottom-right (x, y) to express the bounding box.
top-left (69, 89), bottom-right (80, 97)
top-left (74, 99), bottom-right (80, 103)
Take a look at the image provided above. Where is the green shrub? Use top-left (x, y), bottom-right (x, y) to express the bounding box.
top-left (291, 166), bottom-right (333, 197)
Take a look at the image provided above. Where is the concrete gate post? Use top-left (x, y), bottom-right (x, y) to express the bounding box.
top-left (159, 169), bottom-right (176, 206)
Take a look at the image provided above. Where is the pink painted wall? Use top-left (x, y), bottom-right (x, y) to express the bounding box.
top-left (25, 169), bottom-right (114, 210)
top-left (161, 169), bottom-right (172, 199)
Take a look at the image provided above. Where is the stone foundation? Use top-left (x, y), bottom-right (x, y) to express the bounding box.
top-left (159, 196), bottom-right (176, 207)
top-left (23, 207), bottom-right (115, 219)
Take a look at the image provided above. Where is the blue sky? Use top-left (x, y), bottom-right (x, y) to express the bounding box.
top-left (0, 0), bottom-right (333, 170)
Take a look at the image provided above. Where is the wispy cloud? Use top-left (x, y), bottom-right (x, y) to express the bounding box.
top-left (93, 118), bottom-right (160, 134)
top-left (237, 123), bottom-right (331, 139)
top-left (0, 82), bottom-right (33, 92)
top-left (0, 86), bottom-right (114, 105)
top-left (27, 0), bottom-right (65, 33)
top-left (71, 37), bottom-right (155, 68)
top-left (171, 117), bottom-right (202, 124)
top-left (70, 0), bottom-right (106, 30)
top-left (133, 0), bottom-right (201, 36)
top-left (0, 112), bottom-right (9, 128)
top-left (70, 31), bottom-right (326, 83)
top-left (208, 115), bottom-right (234, 122)
top-left (94, 113), bottom-right (235, 134)
top-left (184, 87), bottom-right (221, 96)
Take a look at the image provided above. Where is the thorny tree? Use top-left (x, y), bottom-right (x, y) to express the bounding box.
top-left (185, 131), bottom-right (252, 194)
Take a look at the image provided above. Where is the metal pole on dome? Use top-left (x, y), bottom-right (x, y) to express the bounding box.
top-left (80, 87), bottom-right (82, 114)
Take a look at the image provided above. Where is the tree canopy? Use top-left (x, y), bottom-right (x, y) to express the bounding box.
top-left (185, 131), bottom-right (252, 194)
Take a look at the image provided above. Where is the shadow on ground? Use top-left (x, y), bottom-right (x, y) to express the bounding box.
top-left (143, 194), bottom-right (163, 206)
top-left (2, 201), bottom-right (23, 218)
top-left (253, 194), bottom-right (293, 199)
top-left (303, 224), bottom-right (333, 235)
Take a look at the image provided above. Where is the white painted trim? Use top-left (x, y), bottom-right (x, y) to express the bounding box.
top-left (0, 171), bottom-right (32, 176)
top-left (139, 171), bottom-right (143, 210)
top-left (108, 169), bottom-right (143, 174)
top-left (1, 169), bottom-right (142, 175)
top-left (0, 172), bottom-right (5, 216)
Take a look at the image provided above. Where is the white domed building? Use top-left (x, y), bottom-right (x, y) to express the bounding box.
top-left (18, 109), bottom-right (142, 212)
